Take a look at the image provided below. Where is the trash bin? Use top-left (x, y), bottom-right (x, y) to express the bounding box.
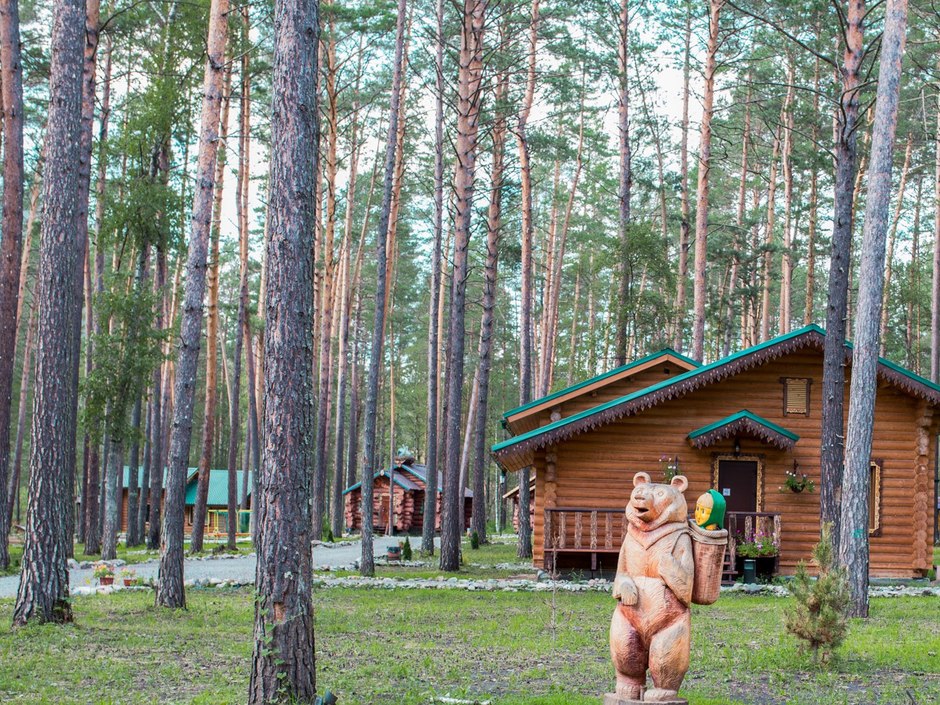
top-left (742, 558), bottom-right (757, 583)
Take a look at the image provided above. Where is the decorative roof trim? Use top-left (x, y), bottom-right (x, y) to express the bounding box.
top-left (687, 410), bottom-right (799, 451)
top-left (501, 348), bottom-right (700, 422)
top-left (491, 324), bottom-right (940, 471)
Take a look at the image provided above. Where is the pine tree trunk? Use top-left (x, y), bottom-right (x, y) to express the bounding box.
top-left (516, 0), bottom-right (538, 562)
top-left (312, 6), bottom-right (340, 540)
top-left (126, 397), bottom-right (143, 546)
top-left (879, 133), bottom-right (912, 354)
top-left (933, 79), bottom-right (940, 382)
top-left (226, 21), bottom-right (251, 550)
top-left (820, 0), bottom-right (864, 548)
top-left (779, 61), bottom-right (795, 334)
top-left (191, 62), bottom-right (233, 554)
top-left (247, 0), bottom-right (319, 694)
top-left (613, 0), bottom-right (631, 366)
top-left (7, 304), bottom-right (34, 532)
top-left (138, 399), bottom-right (152, 542)
top-left (422, 0), bottom-right (445, 556)
top-left (674, 2), bottom-right (692, 351)
top-left (804, 56), bottom-right (821, 325)
top-left (691, 0), bottom-right (721, 362)
top-left (439, 0), bottom-right (485, 572)
top-left (760, 118), bottom-right (784, 342)
top-left (12, 0), bottom-right (84, 625)
top-left (471, 72), bottom-right (506, 542)
top-left (157, 0), bottom-right (230, 608)
top-left (0, 0), bottom-right (25, 569)
top-left (146, 247), bottom-right (167, 550)
top-left (840, 0), bottom-right (907, 618)
top-left (360, 0), bottom-right (408, 577)
top-left (100, 436), bottom-right (123, 560)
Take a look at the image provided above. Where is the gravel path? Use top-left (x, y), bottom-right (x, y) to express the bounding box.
top-left (0, 535), bottom-right (405, 598)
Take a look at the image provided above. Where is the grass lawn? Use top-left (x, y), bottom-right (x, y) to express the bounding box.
top-left (0, 587), bottom-right (936, 704)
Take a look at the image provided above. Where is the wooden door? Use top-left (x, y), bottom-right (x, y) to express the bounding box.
top-left (716, 459), bottom-right (758, 513)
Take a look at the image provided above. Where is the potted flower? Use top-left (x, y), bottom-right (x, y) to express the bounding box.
top-left (93, 562), bottom-right (114, 586)
top-left (782, 464), bottom-right (815, 494)
top-left (120, 568), bottom-right (137, 587)
top-left (386, 544), bottom-right (402, 562)
top-left (735, 532), bottom-right (778, 580)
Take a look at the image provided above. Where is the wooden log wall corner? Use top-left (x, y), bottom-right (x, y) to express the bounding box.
top-left (913, 401), bottom-right (932, 571)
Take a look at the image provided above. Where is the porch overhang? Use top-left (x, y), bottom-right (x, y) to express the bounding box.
top-left (687, 409), bottom-right (799, 451)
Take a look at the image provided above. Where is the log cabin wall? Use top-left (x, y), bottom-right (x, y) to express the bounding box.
top-left (530, 349), bottom-right (936, 577)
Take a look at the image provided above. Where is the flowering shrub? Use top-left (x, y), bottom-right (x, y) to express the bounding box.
top-left (736, 531), bottom-right (778, 557)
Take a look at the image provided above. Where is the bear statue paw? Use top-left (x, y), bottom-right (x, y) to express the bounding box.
top-left (644, 687), bottom-right (679, 702)
top-left (615, 684), bottom-right (642, 700)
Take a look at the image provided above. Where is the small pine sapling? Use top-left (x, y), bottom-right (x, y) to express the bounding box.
top-left (401, 536), bottom-right (412, 561)
top-left (470, 531), bottom-right (480, 550)
top-left (784, 523), bottom-right (850, 664)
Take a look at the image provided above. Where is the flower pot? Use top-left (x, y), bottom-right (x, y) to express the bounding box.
top-left (788, 486), bottom-right (804, 494)
top-left (99, 576), bottom-right (114, 586)
top-left (386, 546), bottom-right (401, 562)
top-left (123, 579), bottom-right (134, 587)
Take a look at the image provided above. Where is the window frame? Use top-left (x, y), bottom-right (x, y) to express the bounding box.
top-left (869, 458), bottom-right (883, 537)
top-left (780, 377), bottom-right (812, 417)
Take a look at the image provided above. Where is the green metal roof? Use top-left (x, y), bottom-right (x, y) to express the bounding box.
top-left (492, 323), bottom-right (940, 458)
top-left (184, 469), bottom-right (253, 506)
top-left (501, 347), bottom-right (700, 420)
top-left (687, 410), bottom-right (799, 442)
top-left (493, 325), bottom-right (822, 455)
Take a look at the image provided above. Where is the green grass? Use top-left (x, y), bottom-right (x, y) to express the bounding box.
top-left (325, 537), bottom-right (535, 580)
top-left (0, 587), bottom-right (937, 704)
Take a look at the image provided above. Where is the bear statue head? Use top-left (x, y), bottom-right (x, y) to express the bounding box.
top-left (624, 471), bottom-right (689, 531)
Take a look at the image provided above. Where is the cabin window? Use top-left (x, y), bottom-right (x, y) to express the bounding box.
top-left (782, 378), bottom-right (811, 416)
top-left (869, 460), bottom-right (882, 535)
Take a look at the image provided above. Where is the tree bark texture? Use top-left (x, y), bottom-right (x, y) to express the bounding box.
top-left (674, 4), bottom-right (692, 351)
top-left (439, 0), bottom-right (485, 573)
top-left (312, 5), bottom-right (340, 540)
top-left (191, 60), bottom-right (233, 555)
top-left (226, 13), bottom-right (251, 549)
top-left (820, 0), bottom-right (864, 550)
top-left (516, 0), bottom-right (538, 562)
top-left (613, 0), bottom-right (631, 367)
top-left (0, 0), bottom-right (25, 569)
top-left (471, 74), bottom-right (505, 543)
top-left (422, 0), bottom-right (445, 556)
top-left (360, 0), bottom-right (408, 577)
top-left (12, 0), bottom-right (84, 626)
top-left (691, 0), bottom-right (721, 363)
top-left (840, 0), bottom-right (907, 619)
top-left (247, 0), bottom-right (319, 697)
top-left (157, 0), bottom-right (230, 608)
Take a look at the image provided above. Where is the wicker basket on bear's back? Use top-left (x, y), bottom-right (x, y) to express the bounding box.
top-left (688, 521), bottom-right (728, 605)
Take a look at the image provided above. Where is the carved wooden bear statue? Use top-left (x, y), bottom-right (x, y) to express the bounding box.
top-left (609, 472), bottom-right (693, 703)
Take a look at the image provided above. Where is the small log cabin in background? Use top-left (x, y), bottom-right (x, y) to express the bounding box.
top-left (503, 477), bottom-right (535, 531)
top-left (117, 467), bottom-right (253, 534)
top-left (343, 455), bottom-right (473, 534)
top-left (492, 325), bottom-right (938, 578)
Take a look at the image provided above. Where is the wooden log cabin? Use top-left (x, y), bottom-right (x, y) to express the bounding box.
top-left (117, 467), bottom-right (253, 534)
top-left (343, 456), bottom-right (473, 534)
top-left (492, 325), bottom-right (938, 578)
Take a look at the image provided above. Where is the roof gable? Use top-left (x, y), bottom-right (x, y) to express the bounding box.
top-left (502, 348), bottom-right (699, 435)
top-left (492, 324), bottom-right (940, 471)
top-left (687, 410), bottom-right (799, 451)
